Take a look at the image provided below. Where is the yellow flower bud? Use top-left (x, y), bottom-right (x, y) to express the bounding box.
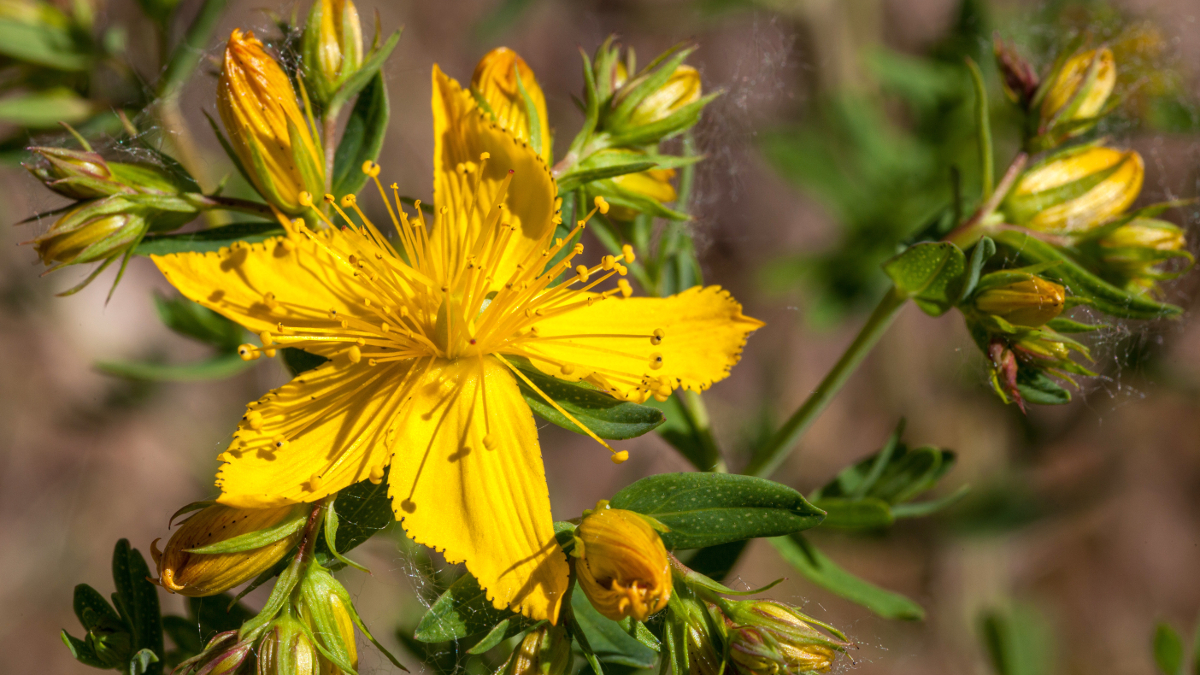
top-left (153, 503), bottom-right (306, 597)
top-left (32, 210), bottom-right (135, 267)
top-left (575, 505), bottom-right (671, 622)
top-left (722, 600), bottom-right (847, 675)
top-left (974, 276), bottom-right (1066, 327)
top-left (628, 64), bottom-right (702, 128)
top-left (1100, 218), bottom-right (1185, 255)
top-left (296, 563), bottom-right (359, 673)
top-left (471, 47), bottom-right (552, 160)
top-left (613, 167), bottom-right (677, 204)
top-left (301, 0), bottom-right (364, 107)
top-left (1041, 48), bottom-right (1116, 123)
top-left (218, 29), bottom-right (325, 215)
top-left (1003, 146), bottom-right (1143, 233)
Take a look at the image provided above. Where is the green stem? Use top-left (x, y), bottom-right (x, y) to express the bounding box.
top-left (966, 57), bottom-right (994, 199)
top-left (322, 103), bottom-right (343, 193)
top-left (682, 390), bottom-right (726, 472)
top-left (745, 286), bottom-right (907, 478)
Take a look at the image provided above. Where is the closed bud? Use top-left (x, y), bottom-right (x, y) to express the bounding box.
top-left (300, 0), bottom-right (364, 108)
top-left (1002, 146), bottom-right (1143, 234)
top-left (256, 616), bottom-right (319, 675)
top-left (175, 632), bottom-right (255, 675)
top-left (153, 503), bottom-right (306, 597)
top-left (627, 64), bottom-right (701, 128)
top-left (974, 275), bottom-right (1066, 327)
top-left (1096, 218), bottom-right (1190, 283)
top-left (574, 503), bottom-right (671, 622)
top-left (219, 29), bottom-right (325, 215)
top-left (993, 35), bottom-right (1039, 108)
top-left (472, 47), bottom-right (552, 160)
top-left (1040, 48), bottom-right (1116, 125)
top-left (296, 563), bottom-right (358, 672)
top-left (499, 626), bottom-right (570, 675)
top-left (31, 204), bottom-right (144, 270)
top-left (25, 146), bottom-right (198, 200)
top-left (595, 40), bottom-right (714, 146)
top-left (722, 600), bottom-right (848, 675)
top-left (674, 594), bottom-right (722, 675)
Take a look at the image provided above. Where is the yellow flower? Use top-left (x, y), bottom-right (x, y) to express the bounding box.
top-left (974, 276), bottom-right (1066, 327)
top-left (1041, 48), bottom-right (1116, 122)
top-left (575, 505), bottom-right (671, 621)
top-left (151, 65), bottom-right (762, 623)
top-left (1003, 146), bottom-right (1143, 233)
top-left (218, 29), bottom-right (325, 215)
top-left (152, 503), bottom-right (306, 597)
top-left (472, 47), bottom-right (552, 161)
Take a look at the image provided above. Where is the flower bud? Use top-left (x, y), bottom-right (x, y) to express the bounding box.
top-left (1097, 218), bottom-right (1189, 275)
top-left (973, 276), bottom-right (1066, 327)
top-left (499, 627), bottom-right (571, 675)
top-left (1040, 48), bottom-right (1116, 124)
top-left (993, 36), bottom-right (1039, 108)
top-left (219, 29), bottom-right (325, 215)
top-left (575, 504), bottom-right (671, 622)
top-left (31, 206), bottom-right (143, 269)
top-left (256, 616), bottom-right (320, 675)
top-left (1002, 146), bottom-right (1143, 234)
top-left (627, 64), bottom-right (701, 128)
top-left (722, 600), bottom-right (847, 675)
top-left (175, 632), bottom-right (255, 675)
top-left (472, 47), bottom-right (552, 160)
top-left (300, 0), bottom-right (364, 108)
top-left (295, 563), bottom-right (358, 672)
top-left (153, 503), bottom-right (306, 597)
top-left (25, 146), bottom-right (197, 200)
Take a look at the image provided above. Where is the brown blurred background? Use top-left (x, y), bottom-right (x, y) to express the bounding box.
top-left (3, 0), bottom-right (1200, 673)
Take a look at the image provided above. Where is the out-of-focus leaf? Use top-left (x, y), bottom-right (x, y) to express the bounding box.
top-left (769, 534), bottom-right (924, 621)
top-left (153, 294), bottom-right (244, 349)
top-left (980, 604), bottom-right (1053, 675)
top-left (95, 353), bottom-right (253, 382)
top-left (1153, 622), bottom-right (1185, 675)
top-left (809, 497), bottom-right (894, 529)
top-left (0, 88), bottom-right (94, 127)
top-left (883, 241), bottom-right (966, 316)
top-left (610, 473), bottom-right (825, 550)
top-left (332, 71), bottom-right (389, 197)
top-left (645, 392), bottom-right (722, 471)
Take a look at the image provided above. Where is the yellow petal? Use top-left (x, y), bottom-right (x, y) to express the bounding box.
top-left (431, 65), bottom-right (558, 289)
top-left (471, 47), bottom-right (553, 161)
top-left (519, 286), bottom-right (763, 402)
top-left (216, 358), bottom-right (418, 507)
top-left (388, 356), bottom-right (569, 622)
top-left (152, 231), bottom-right (393, 357)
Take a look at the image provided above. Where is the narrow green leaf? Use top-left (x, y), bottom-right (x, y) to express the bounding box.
top-left (315, 470), bottom-right (393, 568)
top-left (570, 586), bottom-right (657, 668)
top-left (153, 294), bottom-right (244, 349)
top-left (960, 237), bottom-right (997, 302)
top-left (557, 161), bottom-right (659, 193)
top-left (514, 363), bottom-right (665, 440)
top-left (332, 71), bottom-right (390, 197)
top-left (111, 540), bottom-right (164, 673)
top-left (328, 29), bottom-right (401, 113)
top-left (883, 242), bottom-right (966, 316)
top-left (130, 648), bottom-right (160, 675)
top-left (1154, 622), bottom-right (1185, 675)
top-left (769, 534), bottom-right (924, 621)
top-left (0, 87), bottom-right (93, 127)
top-left (644, 392), bottom-right (722, 471)
top-left (414, 573), bottom-right (514, 642)
top-left (61, 630), bottom-right (111, 668)
top-left (810, 497), bottom-right (894, 529)
top-left (609, 473), bottom-right (825, 550)
top-left (95, 353), bottom-right (254, 382)
top-left (136, 222), bottom-right (284, 256)
top-left (890, 485), bottom-right (971, 519)
top-left (73, 584), bottom-right (122, 632)
top-left (1044, 317), bottom-right (1102, 333)
top-left (466, 618), bottom-right (515, 654)
top-left (979, 605), bottom-right (1054, 675)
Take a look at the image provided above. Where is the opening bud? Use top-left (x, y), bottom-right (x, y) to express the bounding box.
top-left (574, 503), bottom-right (672, 621)
top-left (1001, 146), bottom-right (1143, 234)
top-left (721, 599), bottom-right (849, 675)
top-left (627, 64), bottom-right (702, 128)
top-left (472, 47), bottom-right (552, 160)
top-left (153, 503), bottom-right (307, 597)
top-left (973, 275), bottom-right (1066, 327)
top-left (1040, 48), bottom-right (1116, 127)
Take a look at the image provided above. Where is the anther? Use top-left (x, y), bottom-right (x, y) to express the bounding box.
top-left (611, 450), bottom-right (629, 464)
top-left (281, 239), bottom-right (295, 252)
top-left (573, 243), bottom-right (584, 255)
top-left (258, 331), bottom-right (273, 347)
top-left (602, 256), bottom-right (616, 271)
top-left (298, 191), bottom-right (313, 207)
top-left (483, 434), bottom-right (498, 450)
top-left (561, 364), bottom-right (576, 375)
top-left (618, 279), bottom-right (633, 298)
top-left (615, 263), bottom-right (628, 276)
top-left (361, 160), bottom-right (381, 177)
top-left (341, 194), bottom-right (357, 207)
top-left (369, 464), bottom-right (385, 484)
top-left (594, 196), bottom-right (610, 214)
top-left (274, 437), bottom-right (289, 449)
top-left (262, 292), bottom-right (278, 310)
top-left (575, 265), bottom-right (590, 283)
top-left (480, 151), bottom-right (491, 161)
top-left (244, 411), bottom-right (264, 431)
top-left (237, 343), bottom-right (260, 361)
top-left (309, 473), bottom-right (323, 491)
top-left (347, 346), bottom-right (363, 364)
top-left (323, 193), bottom-right (336, 204)
top-left (651, 328), bottom-right (665, 345)
top-left (649, 353), bottom-right (664, 370)
top-left (381, 322), bottom-right (390, 333)
top-left (622, 244), bottom-right (636, 263)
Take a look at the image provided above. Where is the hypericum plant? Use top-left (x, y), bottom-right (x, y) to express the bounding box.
top-left (15, 2), bottom-right (1193, 675)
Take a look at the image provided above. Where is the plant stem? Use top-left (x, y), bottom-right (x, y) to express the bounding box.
top-left (323, 103), bottom-right (343, 192)
top-left (745, 286), bottom-right (907, 478)
top-left (682, 390), bottom-right (727, 472)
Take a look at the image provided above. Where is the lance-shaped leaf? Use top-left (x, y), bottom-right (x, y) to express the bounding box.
top-left (332, 71), bottom-right (390, 197)
top-left (570, 585), bottom-right (657, 668)
top-left (315, 473), bottom-right (394, 570)
top-left (514, 363), bottom-right (665, 440)
top-left (111, 540), bottom-right (164, 674)
top-left (95, 354), bottom-right (254, 382)
top-left (413, 573), bottom-right (516, 643)
top-left (769, 534), bottom-right (924, 621)
top-left (609, 473), bottom-right (825, 549)
top-left (883, 241), bottom-right (966, 316)
top-left (136, 222), bottom-right (285, 256)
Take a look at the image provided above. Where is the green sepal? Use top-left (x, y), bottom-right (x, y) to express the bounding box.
top-left (609, 472), bottom-right (826, 550)
top-left (883, 241), bottom-right (966, 316)
top-left (314, 471), bottom-right (392, 569)
top-left (511, 361), bottom-right (665, 440)
top-left (769, 534), bottom-right (924, 621)
top-left (1045, 317), bottom-right (1103, 333)
top-left (321, 500), bottom-right (369, 572)
top-left (185, 510), bottom-right (306, 554)
top-left (332, 71), bottom-right (389, 197)
top-left (557, 160), bottom-right (658, 193)
top-left (287, 115), bottom-right (326, 200)
top-left (958, 236), bottom-right (997, 302)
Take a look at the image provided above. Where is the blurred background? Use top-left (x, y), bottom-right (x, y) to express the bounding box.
top-left (3, 0), bottom-right (1200, 673)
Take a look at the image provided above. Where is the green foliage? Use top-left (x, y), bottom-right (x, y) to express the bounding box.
top-left (414, 573), bottom-right (519, 643)
top-left (513, 362), bottom-right (666, 440)
top-left (883, 242), bottom-right (967, 316)
top-left (979, 604), bottom-right (1053, 675)
top-left (570, 588), bottom-right (658, 668)
top-left (608, 473), bottom-right (825, 550)
top-left (1155, 623), bottom-right (1186, 675)
top-left (135, 223), bottom-right (286, 256)
top-left (331, 71), bottom-right (390, 197)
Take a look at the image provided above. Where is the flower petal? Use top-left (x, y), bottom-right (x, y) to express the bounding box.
top-left (431, 65), bottom-right (558, 289)
top-left (388, 356), bottom-right (569, 622)
top-left (519, 286), bottom-right (764, 402)
top-left (215, 358), bottom-right (418, 508)
top-left (152, 230), bottom-right (394, 357)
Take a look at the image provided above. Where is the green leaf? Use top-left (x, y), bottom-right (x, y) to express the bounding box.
top-left (315, 471), bottom-right (394, 568)
top-left (282, 347), bottom-right (330, 376)
top-left (682, 540), bottom-right (747, 582)
top-left (890, 484), bottom-right (970, 519)
top-left (0, 88), bottom-right (94, 127)
top-left (111, 540), bottom-right (164, 674)
top-left (136, 222), bottom-right (284, 256)
top-left (810, 497), bottom-right (894, 529)
top-left (1044, 317), bottom-right (1102, 333)
top-left (186, 511), bottom-right (306, 554)
top-left (0, 19), bottom-right (90, 70)
top-left (130, 648), bottom-right (160, 675)
top-left (558, 160), bottom-right (659, 193)
top-left (332, 71), bottom-right (389, 197)
top-left (95, 353), bottom-right (254, 382)
top-left (1154, 623), bottom-right (1185, 675)
top-left (413, 573), bottom-right (514, 642)
top-left (960, 237), bottom-right (996, 302)
top-left (609, 473), bottom-right (825, 550)
top-left (1015, 368), bottom-right (1071, 406)
top-left (979, 605), bottom-right (1053, 675)
top-left (73, 584), bottom-right (122, 632)
top-left (61, 630), bottom-right (111, 668)
top-left (466, 618), bottom-right (523, 655)
top-left (992, 230), bottom-right (1181, 320)
top-left (328, 29), bottom-right (402, 114)
top-left (769, 534), bottom-right (924, 621)
top-left (883, 241), bottom-right (966, 316)
top-left (153, 294), bottom-right (244, 349)
top-left (570, 585), bottom-right (658, 668)
top-left (513, 363), bottom-right (665, 440)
